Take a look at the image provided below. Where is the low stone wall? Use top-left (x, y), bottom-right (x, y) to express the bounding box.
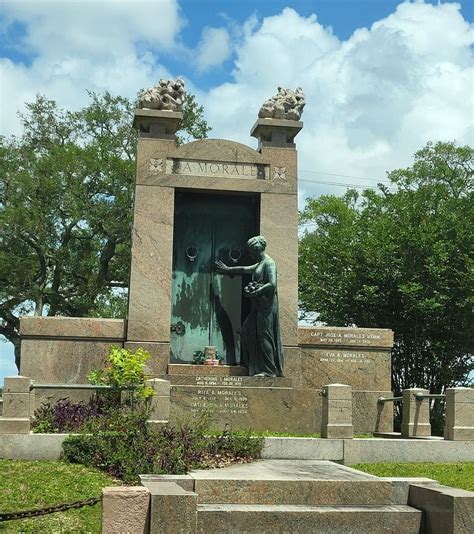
top-left (168, 382), bottom-right (392, 434)
top-left (3, 435), bottom-right (473, 464)
top-left (20, 317), bottom-right (126, 405)
top-left (261, 438), bottom-right (474, 464)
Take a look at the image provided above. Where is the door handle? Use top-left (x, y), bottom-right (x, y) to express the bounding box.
top-left (185, 245), bottom-right (198, 262)
top-left (170, 321), bottom-right (186, 336)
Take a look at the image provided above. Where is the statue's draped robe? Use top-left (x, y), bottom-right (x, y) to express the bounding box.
top-left (241, 256), bottom-right (284, 376)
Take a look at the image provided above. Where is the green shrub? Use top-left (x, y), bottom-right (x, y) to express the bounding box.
top-left (62, 414), bottom-right (263, 483)
top-left (87, 346), bottom-right (154, 401)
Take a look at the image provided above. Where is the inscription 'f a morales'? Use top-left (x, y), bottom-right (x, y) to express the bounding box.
top-left (168, 158), bottom-right (269, 179)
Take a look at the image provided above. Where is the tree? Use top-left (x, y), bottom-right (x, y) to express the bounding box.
top-left (299, 142), bottom-right (473, 430)
top-left (0, 91), bottom-right (210, 369)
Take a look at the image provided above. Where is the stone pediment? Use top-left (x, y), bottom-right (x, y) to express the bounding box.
top-left (175, 138), bottom-right (263, 164)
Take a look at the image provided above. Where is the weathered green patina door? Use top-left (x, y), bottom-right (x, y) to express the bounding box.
top-left (170, 191), bottom-right (258, 364)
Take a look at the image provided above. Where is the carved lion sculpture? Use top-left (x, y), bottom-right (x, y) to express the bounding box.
top-left (138, 77), bottom-right (185, 111)
top-left (258, 86), bottom-right (305, 120)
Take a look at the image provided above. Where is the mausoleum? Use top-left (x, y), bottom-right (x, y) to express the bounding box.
top-left (18, 82), bottom-right (394, 433)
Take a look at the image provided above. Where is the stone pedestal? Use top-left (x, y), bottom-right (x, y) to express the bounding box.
top-left (147, 481), bottom-right (197, 534)
top-left (321, 384), bottom-right (354, 439)
top-left (146, 378), bottom-right (171, 427)
top-left (445, 387), bottom-right (474, 441)
top-left (401, 388), bottom-right (432, 438)
top-left (133, 109), bottom-right (182, 140)
top-left (251, 118), bottom-right (303, 149)
top-left (0, 376), bottom-right (33, 434)
top-left (102, 486), bottom-right (150, 534)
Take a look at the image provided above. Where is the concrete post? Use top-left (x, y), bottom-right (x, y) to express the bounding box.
top-left (401, 388), bottom-right (431, 438)
top-left (321, 383), bottom-right (353, 439)
top-left (102, 486), bottom-right (150, 534)
top-left (445, 387), bottom-right (474, 441)
top-left (0, 376), bottom-right (34, 434)
top-left (146, 378), bottom-right (171, 431)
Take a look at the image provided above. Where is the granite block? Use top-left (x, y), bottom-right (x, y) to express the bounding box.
top-left (20, 317), bottom-right (125, 339)
top-left (194, 479), bottom-right (392, 506)
top-left (445, 387), bottom-right (474, 440)
top-left (167, 364), bottom-right (248, 376)
top-left (261, 438), bottom-right (344, 460)
top-left (125, 341), bottom-right (170, 376)
top-left (197, 504), bottom-right (421, 533)
top-left (0, 433), bottom-right (68, 460)
top-left (344, 439), bottom-right (474, 464)
top-left (149, 482), bottom-right (197, 534)
top-left (401, 389), bottom-right (431, 437)
top-left (322, 424), bottom-right (354, 439)
top-left (140, 474), bottom-right (195, 492)
top-left (299, 327), bottom-right (394, 349)
top-left (0, 418), bottom-right (31, 434)
top-left (260, 192), bottom-right (298, 346)
top-left (102, 486), bottom-right (150, 534)
top-left (21, 339), bottom-right (115, 384)
top-left (127, 185), bottom-right (174, 342)
top-left (283, 346), bottom-right (302, 387)
top-left (3, 376), bottom-right (32, 393)
top-left (323, 384), bottom-right (352, 400)
top-left (149, 396), bottom-right (170, 421)
top-left (300, 346), bottom-right (391, 391)
top-left (170, 385), bottom-right (318, 433)
top-left (409, 483), bottom-right (474, 534)
top-left (2, 392), bottom-right (32, 418)
top-left (353, 390), bottom-right (393, 433)
top-left (146, 378), bottom-right (171, 397)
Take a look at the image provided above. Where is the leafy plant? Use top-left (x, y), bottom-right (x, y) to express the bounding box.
top-left (192, 349), bottom-right (224, 364)
top-left (62, 413), bottom-right (263, 483)
top-left (192, 350), bottom-right (206, 364)
top-left (87, 346), bottom-right (154, 400)
top-left (32, 397), bottom-right (104, 433)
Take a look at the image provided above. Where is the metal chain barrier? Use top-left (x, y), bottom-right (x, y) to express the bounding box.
top-left (0, 496), bottom-right (100, 522)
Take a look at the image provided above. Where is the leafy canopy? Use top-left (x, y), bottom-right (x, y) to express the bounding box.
top-left (299, 142), bottom-right (473, 410)
top-left (0, 91), bottom-right (210, 368)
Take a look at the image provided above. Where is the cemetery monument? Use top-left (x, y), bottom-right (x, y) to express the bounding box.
top-left (17, 80), bottom-right (394, 433)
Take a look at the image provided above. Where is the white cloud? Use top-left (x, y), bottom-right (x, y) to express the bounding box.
top-left (0, 0), bottom-right (182, 135)
top-left (201, 3), bottom-right (474, 203)
top-left (195, 26), bottom-right (231, 72)
top-left (1, 0), bottom-right (472, 206)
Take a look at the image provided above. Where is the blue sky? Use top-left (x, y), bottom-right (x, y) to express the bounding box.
top-left (0, 0), bottom-right (473, 381)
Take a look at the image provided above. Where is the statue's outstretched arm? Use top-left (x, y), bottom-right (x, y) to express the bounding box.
top-left (215, 260), bottom-right (257, 275)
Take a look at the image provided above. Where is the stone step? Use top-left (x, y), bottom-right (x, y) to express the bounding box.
top-left (196, 504), bottom-right (422, 533)
top-left (167, 364), bottom-right (248, 376)
top-left (190, 460), bottom-right (393, 506)
top-left (194, 478), bottom-right (393, 505)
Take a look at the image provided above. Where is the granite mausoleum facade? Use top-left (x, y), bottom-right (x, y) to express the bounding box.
top-left (19, 85), bottom-right (394, 433)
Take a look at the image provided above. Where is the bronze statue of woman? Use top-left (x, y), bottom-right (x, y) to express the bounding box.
top-left (215, 236), bottom-right (284, 377)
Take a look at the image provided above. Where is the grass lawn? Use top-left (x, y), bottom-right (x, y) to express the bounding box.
top-left (0, 460), bottom-right (119, 533)
top-left (353, 462), bottom-right (474, 491)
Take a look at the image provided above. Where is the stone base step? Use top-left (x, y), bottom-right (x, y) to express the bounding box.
top-left (167, 364), bottom-right (248, 376)
top-left (194, 478), bottom-right (393, 505)
top-left (190, 460), bottom-right (393, 506)
top-left (197, 504), bottom-right (422, 533)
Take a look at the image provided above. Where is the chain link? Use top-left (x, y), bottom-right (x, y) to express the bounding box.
top-left (0, 496), bottom-right (100, 522)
